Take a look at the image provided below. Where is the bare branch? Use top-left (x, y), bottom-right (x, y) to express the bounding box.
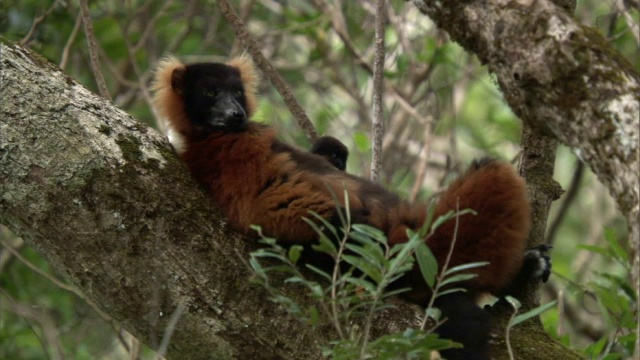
top-left (59, 13), bottom-right (82, 71)
top-left (370, 0), bottom-right (386, 182)
top-left (1, 291), bottom-right (66, 360)
top-left (119, 24), bottom-right (164, 131)
top-left (408, 123), bottom-right (434, 202)
top-left (218, 0), bottom-right (318, 142)
top-left (0, 238), bottom-right (83, 298)
top-left (20, 0), bottom-right (65, 46)
top-left (79, 0), bottom-right (112, 101)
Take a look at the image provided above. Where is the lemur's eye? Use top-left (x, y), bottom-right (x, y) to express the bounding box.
top-left (235, 90), bottom-right (243, 97)
top-left (204, 89), bottom-right (217, 97)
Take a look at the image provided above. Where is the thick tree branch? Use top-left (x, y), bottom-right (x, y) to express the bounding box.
top-left (0, 42), bottom-right (424, 359)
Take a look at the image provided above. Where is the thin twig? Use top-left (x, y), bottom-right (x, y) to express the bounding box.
top-left (314, 0), bottom-right (433, 137)
top-left (420, 198), bottom-right (463, 330)
top-left (157, 301), bottom-right (186, 358)
top-left (409, 123), bottom-right (434, 202)
top-left (166, 1), bottom-right (199, 54)
top-left (0, 238), bottom-right (113, 322)
top-left (505, 306), bottom-right (518, 360)
top-left (126, 331), bottom-right (141, 360)
top-left (20, 0), bottom-right (64, 45)
top-left (370, 0), bottom-right (386, 182)
top-left (330, 219), bottom-right (350, 340)
top-left (130, 0), bottom-right (175, 53)
top-left (615, 0), bottom-right (640, 44)
top-left (1, 290), bottom-right (66, 360)
top-left (218, 0), bottom-right (318, 142)
top-left (230, 0), bottom-right (257, 56)
top-left (59, 13), bottom-right (82, 70)
top-left (0, 238), bottom-right (82, 297)
top-left (119, 24), bottom-right (164, 130)
top-left (79, 0), bottom-right (112, 100)
top-left (0, 230), bottom-right (23, 275)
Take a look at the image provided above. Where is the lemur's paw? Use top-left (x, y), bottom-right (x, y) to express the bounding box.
top-left (524, 244), bottom-right (552, 282)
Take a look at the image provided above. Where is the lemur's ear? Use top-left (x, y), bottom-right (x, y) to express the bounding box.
top-left (227, 55), bottom-right (260, 117)
top-left (152, 56), bottom-right (189, 134)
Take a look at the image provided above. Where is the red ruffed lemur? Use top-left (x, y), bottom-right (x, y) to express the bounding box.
top-left (152, 55), bottom-right (550, 360)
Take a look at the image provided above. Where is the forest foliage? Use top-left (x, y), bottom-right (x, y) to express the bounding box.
top-left (0, 0), bottom-right (638, 359)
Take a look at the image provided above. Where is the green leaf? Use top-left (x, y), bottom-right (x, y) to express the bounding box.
top-left (584, 337), bottom-right (607, 356)
top-left (249, 256), bottom-right (266, 278)
top-left (288, 245), bottom-right (303, 264)
top-left (434, 287), bottom-right (466, 298)
top-left (354, 131), bottom-right (371, 151)
top-left (440, 273), bottom-right (477, 287)
top-left (251, 251), bottom-right (287, 262)
top-left (444, 261), bottom-right (489, 276)
top-left (425, 307), bottom-right (442, 321)
top-left (430, 210), bottom-right (454, 231)
top-left (257, 236), bottom-right (277, 246)
top-left (303, 214), bottom-right (339, 245)
top-left (345, 277), bottom-right (376, 294)
top-left (344, 243), bottom-right (386, 269)
top-left (417, 201), bottom-right (437, 237)
top-left (342, 255), bottom-right (382, 283)
top-left (382, 287), bottom-right (412, 298)
top-left (305, 264), bottom-right (333, 281)
top-left (603, 227), bottom-right (627, 261)
top-left (348, 230), bottom-right (380, 249)
top-left (308, 306), bottom-right (320, 327)
top-left (594, 284), bottom-right (624, 315)
top-left (505, 295), bottom-right (521, 310)
top-left (311, 234), bottom-right (338, 257)
top-left (415, 244), bottom-right (438, 288)
top-left (602, 354), bottom-right (624, 360)
top-left (351, 223), bottom-right (387, 243)
top-left (511, 300), bottom-right (557, 327)
top-left (597, 273), bottom-right (636, 301)
top-left (430, 208), bottom-right (477, 234)
top-left (263, 265), bottom-right (297, 274)
top-left (309, 283), bottom-right (324, 298)
top-left (284, 276), bottom-right (306, 284)
top-left (577, 244), bottom-right (610, 257)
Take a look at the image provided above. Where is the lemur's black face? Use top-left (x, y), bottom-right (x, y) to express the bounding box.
top-left (172, 63), bottom-right (248, 132)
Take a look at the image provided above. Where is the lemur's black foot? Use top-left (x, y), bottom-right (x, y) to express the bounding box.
top-left (523, 244), bottom-right (552, 282)
top-left (433, 292), bottom-right (491, 360)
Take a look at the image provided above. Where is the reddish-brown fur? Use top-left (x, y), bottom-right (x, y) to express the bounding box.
top-left (152, 57), bottom-right (531, 303)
